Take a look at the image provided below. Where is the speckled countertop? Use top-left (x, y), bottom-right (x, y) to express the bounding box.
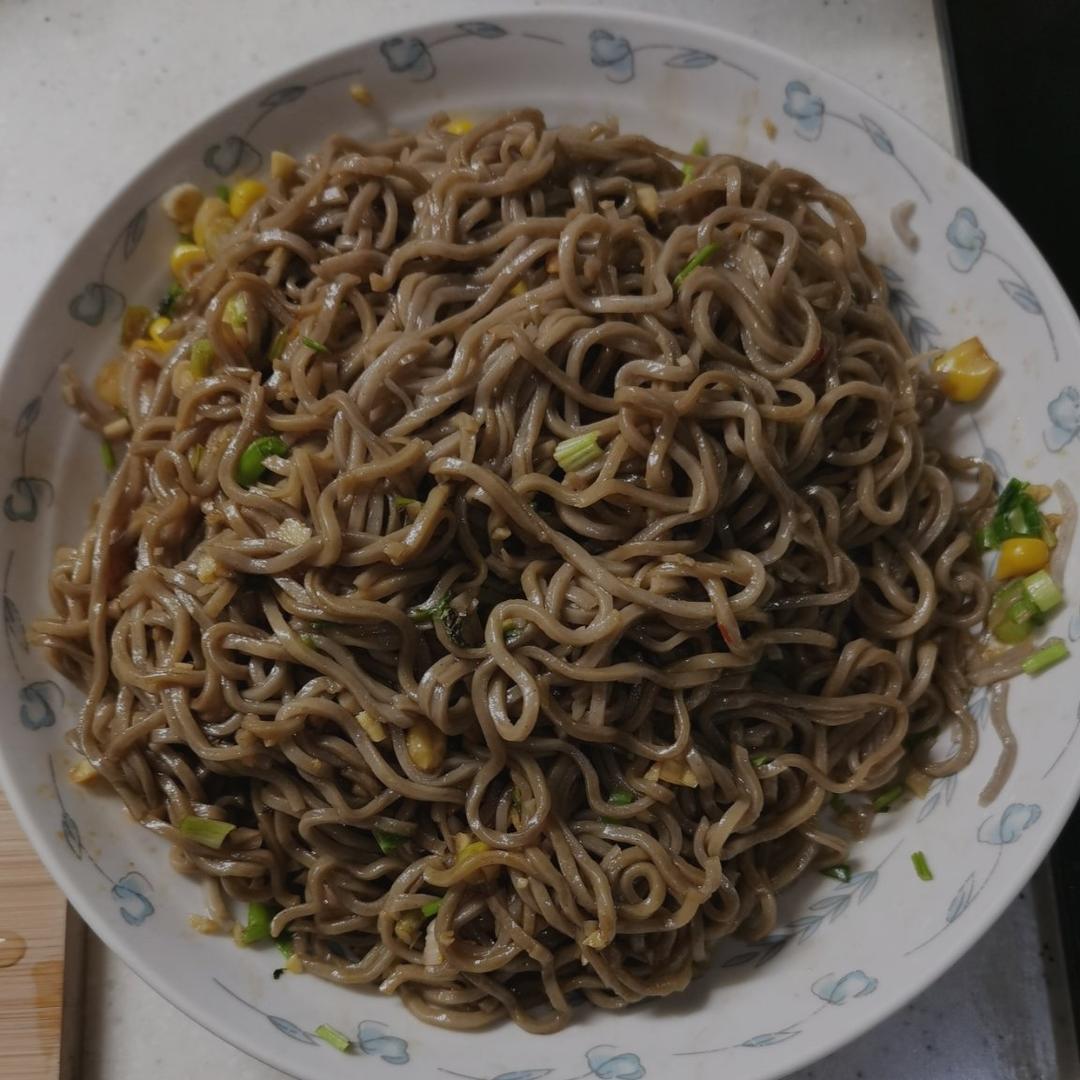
top-left (0, 1), bottom-right (1075, 1077)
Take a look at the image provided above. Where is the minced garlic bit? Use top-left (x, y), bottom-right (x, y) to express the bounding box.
top-left (196, 555), bottom-right (220, 584)
top-left (161, 182), bottom-right (204, 230)
top-left (271, 150), bottom-right (297, 181)
top-left (762, 117), bottom-right (778, 140)
top-left (188, 914), bottom-right (221, 934)
top-left (284, 953), bottom-right (303, 974)
top-left (274, 518), bottom-right (313, 546)
top-left (634, 183), bottom-right (660, 221)
top-left (349, 83), bottom-right (374, 105)
top-left (358, 710), bottom-right (387, 743)
top-left (645, 758), bottom-right (699, 787)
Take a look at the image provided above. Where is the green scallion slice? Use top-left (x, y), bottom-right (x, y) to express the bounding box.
top-left (681, 136), bottom-right (708, 183)
top-left (235, 435), bottom-right (289, 487)
top-left (100, 439), bottom-right (116, 472)
top-left (269, 328), bottom-right (290, 361)
top-left (674, 242), bottom-right (721, 287)
top-left (300, 334), bottom-right (328, 353)
top-left (275, 933), bottom-right (294, 960)
top-left (241, 901), bottom-right (274, 945)
top-left (392, 494), bottom-right (419, 510)
top-left (871, 785), bottom-right (904, 813)
top-left (158, 282), bottom-right (184, 317)
top-left (554, 432), bottom-right (602, 472)
top-left (314, 1024), bottom-right (351, 1053)
top-left (189, 338), bottom-right (215, 378)
top-left (821, 863), bottom-right (852, 883)
top-left (1023, 569), bottom-right (1062, 613)
top-left (911, 851), bottom-right (933, 881)
top-left (215, 183), bottom-right (231, 202)
top-left (750, 753), bottom-right (771, 767)
top-left (421, 898), bottom-right (443, 918)
top-left (223, 294), bottom-right (247, 329)
top-left (607, 790), bottom-right (633, 806)
top-left (993, 617), bottom-right (1033, 645)
top-left (178, 815), bottom-right (235, 849)
top-left (374, 829), bottom-right (404, 855)
top-left (1022, 637), bottom-right (1069, 676)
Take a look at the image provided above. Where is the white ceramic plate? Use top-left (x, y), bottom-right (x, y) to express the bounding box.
top-left (2, 9), bottom-right (1079, 1080)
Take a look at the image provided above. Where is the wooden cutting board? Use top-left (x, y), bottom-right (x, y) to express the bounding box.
top-left (0, 787), bottom-right (83, 1079)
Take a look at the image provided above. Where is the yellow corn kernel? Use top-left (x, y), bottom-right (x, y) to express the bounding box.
top-left (406, 719), bottom-right (446, 771)
top-left (94, 357), bottom-right (124, 409)
top-left (443, 117), bottom-right (474, 136)
top-left (510, 281), bottom-right (527, 297)
top-left (120, 305), bottom-right (152, 347)
top-left (192, 195), bottom-right (231, 247)
top-left (135, 316), bottom-right (173, 354)
top-left (68, 759), bottom-right (98, 784)
top-left (930, 337), bottom-right (999, 403)
top-left (103, 416), bottom-right (131, 440)
top-left (394, 910), bottom-right (423, 946)
top-left (349, 83), bottom-right (373, 105)
top-left (358, 710), bottom-right (387, 743)
top-left (229, 179), bottom-right (267, 219)
top-left (202, 213), bottom-right (237, 259)
top-left (995, 537), bottom-right (1050, 579)
top-left (170, 242), bottom-right (207, 283)
top-left (284, 953), bottom-right (303, 974)
top-left (455, 839), bottom-right (489, 864)
top-left (270, 150), bottom-right (296, 181)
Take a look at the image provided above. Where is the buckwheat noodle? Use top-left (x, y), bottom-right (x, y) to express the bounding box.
top-left (32, 110), bottom-right (997, 1032)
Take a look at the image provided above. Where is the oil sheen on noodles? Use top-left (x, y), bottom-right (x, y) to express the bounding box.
top-left (32, 110), bottom-right (995, 1032)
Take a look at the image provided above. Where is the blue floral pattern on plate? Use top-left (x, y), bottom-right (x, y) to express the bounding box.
top-left (588, 28), bottom-right (756, 84)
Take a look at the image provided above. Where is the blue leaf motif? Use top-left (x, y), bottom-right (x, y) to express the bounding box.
top-left (916, 790), bottom-right (942, 823)
top-left (808, 893), bottom-right (851, 922)
top-left (20, 680), bottom-right (63, 730)
top-left (1000, 279), bottom-right (1043, 314)
top-left (492, 1072), bottom-right (553, 1080)
top-left (356, 1020), bottom-right (409, 1064)
top-left (741, 1028), bottom-right (800, 1047)
top-left (789, 914), bottom-right (823, 943)
top-left (259, 85), bottom-right (306, 108)
top-left (664, 48), bottom-right (718, 69)
top-left (946, 872), bottom-right (976, 923)
top-left (380, 36), bottom-right (435, 81)
top-left (783, 80), bottom-right (825, 140)
top-left (851, 870), bottom-right (878, 903)
top-left (1045, 386), bottom-right (1080, 452)
top-left (589, 29), bottom-right (635, 83)
top-left (121, 208), bottom-right (147, 261)
top-left (4, 477), bottom-right (52, 523)
top-left (457, 21), bottom-right (506, 38)
top-left (15, 397), bottom-right (42, 438)
top-left (69, 281), bottom-right (125, 326)
top-left (879, 264), bottom-right (902, 284)
top-left (203, 135), bottom-right (262, 176)
top-left (721, 950), bottom-right (760, 968)
top-left (946, 208), bottom-right (985, 272)
top-left (112, 871), bottom-right (154, 926)
top-left (811, 969), bottom-right (878, 1004)
top-left (586, 1045), bottom-right (645, 1079)
top-left (4, 595), bottom-right (26, 654)
top-left (978, 802), bottom-right (1041, 845)
top-left (268, 1015), bottom-right (316, 1044)
top-left (859, 115), bottom-right (895, 155)
top-left (61, 809), bottom-right (82, 859)
top-left (907, 316), bottom-right (941, 352)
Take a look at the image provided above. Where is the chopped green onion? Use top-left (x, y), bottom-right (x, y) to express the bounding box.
top-left (871, 785), bottom-right (904, 812)
top-left (215, 184), bottom-right (231, 202)
top-left (223, 294), bottom-right (247, 329)
top-left (275, 933), bottom-right (294, 960)
top-left (408, 592), bottom-right (451, 624)
top-left (189, 338), bottom-right (215, 378)
top-left (299, 633), bottom-right (317, 649)
top-left (421, 898), bottom-right (443, 918)
top-left (374, 828), bottom-right (404, 855)
top-left (242, 901), bottom-right (274, 945)
top-left (235, 435), bottom-right (289, 487)
top-left (300, 334), bottom-right (328, 353)
top-left (554, 432), bottom-right (603, 472)
top-left (158, 282), bottom-right (184, 317)
top-left (607, 790), bottom-right (634, 806)
top-left (674, 242), bottom-right (721, 288)
top-left (750, 753), bottom-right (771, 767)
top-left (501, 619), bottom-right (523, 644)
top-left (178, 815), bottom-right (235, 849)
top-left (993, 616), bottom-right (1032, 645)
top-left (911, 851), bottom-right (933, 881)
top-left (681, 137), bottom-right (708, 183)
top-left (100, 439), bottom-right (116, 472)
top-left (1005, 594), bottom-right (1040, 627)
top-left (1023, 569), bottom-right (1062, 613)
top-left (821, 863), bottom-right (852, 883)
top-left (314, 1024), bottom-right (351, 1053)
top-left (392, 494), bottom-right (419, 510)
top-left (269, 329), bottom-right (290, 360)
top-left (973, 523), bottom-right (1000, 553)
top-left (1022, 637), bottom-right (1069, 676)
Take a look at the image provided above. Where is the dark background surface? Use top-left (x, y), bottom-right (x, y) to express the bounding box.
top-left (937, 0), bottom-right (1080, 1033)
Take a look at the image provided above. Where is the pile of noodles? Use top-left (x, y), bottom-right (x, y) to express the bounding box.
top-left (32, 110), bottom-right (998, 1032)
